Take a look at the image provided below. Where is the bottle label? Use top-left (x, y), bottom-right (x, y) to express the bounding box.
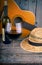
top-left (6, 23), bottom-right (11, 33)
top-left (16, 23), bottom-right (22, 34)
top-left (2, 28), bottom-right (5, 41)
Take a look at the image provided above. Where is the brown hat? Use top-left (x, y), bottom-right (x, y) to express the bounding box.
top-left (20, 28), bottom-right (42, 53)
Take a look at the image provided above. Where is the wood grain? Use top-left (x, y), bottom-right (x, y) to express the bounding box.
top-left (0, 40), bottom-right (42, 63)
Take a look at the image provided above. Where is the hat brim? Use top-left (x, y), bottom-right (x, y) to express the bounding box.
top-left (20, 38), bottom-right (42, 53)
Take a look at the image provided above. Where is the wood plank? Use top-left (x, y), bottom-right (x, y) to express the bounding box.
top-left (0, 20), bottom-right (2, 34)
top-left (0, 40), bottom-right (42, 63)
top-left (29, 0), bottom-right (36, 14)
top-left (20, 0), bottom-right (29, 10)
top-left (36, 0), bottom-right (42, 27)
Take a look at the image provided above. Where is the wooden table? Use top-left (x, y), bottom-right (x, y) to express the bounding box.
top-left (0, 37), bottom-right (42, 64)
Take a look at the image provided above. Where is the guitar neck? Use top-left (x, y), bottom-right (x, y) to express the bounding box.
top-left (22, 21), bottom-right (36, 31)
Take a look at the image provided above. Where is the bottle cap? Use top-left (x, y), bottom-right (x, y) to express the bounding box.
top-left (7, 19), bottom-right (9, 22)
top-left (4, 0), bottom-right (7, 6)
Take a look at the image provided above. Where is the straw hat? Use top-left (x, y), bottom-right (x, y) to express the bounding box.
top-left (20, 28), bottom-right (42, 53)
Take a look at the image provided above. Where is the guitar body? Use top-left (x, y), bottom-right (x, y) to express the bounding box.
top-left (0, 0), bottom-right (35, 38)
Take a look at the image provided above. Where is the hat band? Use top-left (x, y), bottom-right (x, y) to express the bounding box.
top-left (28, 40), bottom-right (42, 46)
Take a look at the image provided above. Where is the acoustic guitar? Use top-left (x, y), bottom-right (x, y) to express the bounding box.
top-left (0, 0), bottom-right (36, 38)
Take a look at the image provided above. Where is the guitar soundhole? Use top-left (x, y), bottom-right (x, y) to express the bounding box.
top-left (14, 17), bottom-right (22, 25)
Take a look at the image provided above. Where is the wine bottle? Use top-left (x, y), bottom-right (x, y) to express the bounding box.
top-left (2, 0), bottom-right (11, 44)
